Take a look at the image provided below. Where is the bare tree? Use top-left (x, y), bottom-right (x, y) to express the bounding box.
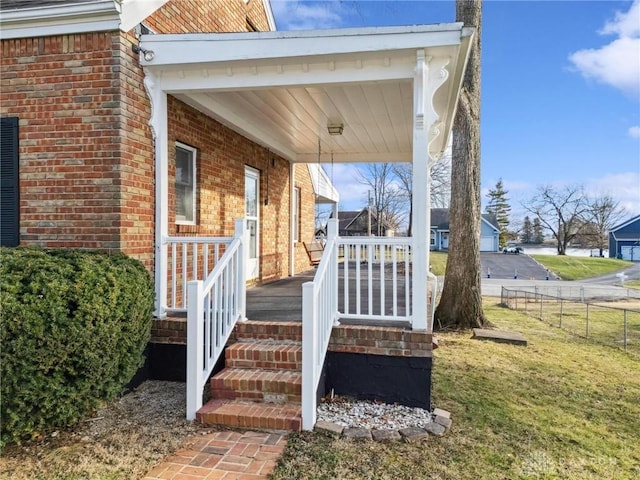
top-left (393, 156), bottom-right (451, 236)
top-left (523, 184), bottom-right (589, 255)
top-left (355, 163), bottom-right (404, 235)
top-left (585, 194), bottom-right (626, 255)
top-left (435, 0), bottom-right (486, 330)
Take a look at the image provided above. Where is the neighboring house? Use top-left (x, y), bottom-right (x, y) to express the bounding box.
top-left (1, 1), bottom-right (473, 432)
top-left (333, 208), bottom-right (394, 237)
top-left (609, 215), bottom-right (640, 261)
top-left (430, 208), bottom-right (500, 252)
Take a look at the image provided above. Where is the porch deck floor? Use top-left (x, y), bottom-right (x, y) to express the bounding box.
top-left (246, 266), bottom-right (412, 328)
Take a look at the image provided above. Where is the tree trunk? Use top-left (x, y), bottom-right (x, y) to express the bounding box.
top-left (434, 0), bottom-right (486, 330)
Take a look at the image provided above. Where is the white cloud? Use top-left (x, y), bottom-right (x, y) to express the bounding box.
top-left (271, 0), bottom-right (350, 30)
top-left (569, 1), bottom-right (640, 98)
top-left (586, 172), bottom-right (640, 216)
top-left (600, 0), bottom-right (640, 37)
top-left (629, 125), bottom-right (640, 138)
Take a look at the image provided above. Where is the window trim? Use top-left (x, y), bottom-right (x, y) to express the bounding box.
top-left (175, 142), bottom-right (197, 226)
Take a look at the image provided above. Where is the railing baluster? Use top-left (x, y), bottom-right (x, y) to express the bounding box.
top-left (380, 245), bottom-right (385, 316)
top-left (182, 243), bottom-right (188, 308)
top-left (171, 243), bottom-right (177, 309)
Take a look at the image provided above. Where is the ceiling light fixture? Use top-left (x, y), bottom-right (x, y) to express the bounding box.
top-left (327, 123), bottom-right (344, 136)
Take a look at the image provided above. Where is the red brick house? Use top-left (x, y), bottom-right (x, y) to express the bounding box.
top-left (1, 0), bottom-right (473, 431)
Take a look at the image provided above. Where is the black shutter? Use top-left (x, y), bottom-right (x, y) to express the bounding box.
top-left (1, 117), bottom-right (20, 247)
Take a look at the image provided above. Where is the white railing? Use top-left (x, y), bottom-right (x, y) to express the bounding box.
top-left (186, 219), bottom-right (246, 420)
top-left (302, 219), bottom-right (339, 431)
top-left (338, 237), bottom-right (412, 323)
top-left (163, 235), bottom-right (234, 313)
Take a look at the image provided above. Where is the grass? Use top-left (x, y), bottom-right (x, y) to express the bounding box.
top-left (625, 280), bottom-right (640, 290)
top-left (505, 294), bottom-right (640, 356)
top-left (271, 300), bottom-right (640, 480)
top-left (429, 252), bottom-right (448, 276)
top-left (531, 255), bottom-right (632, 280)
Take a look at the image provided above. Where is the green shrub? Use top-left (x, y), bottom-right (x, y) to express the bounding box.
top-left (0, 248), bottom-right (154, 447)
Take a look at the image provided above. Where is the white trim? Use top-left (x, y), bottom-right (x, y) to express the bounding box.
top-left (174, 142), bottom-right (197, 226)
top-left (0, 0), bottom-right (169, 39)
top-left (262, 0), bottom-right (276, 31)
top-left (289, 162), bottom-right (295, 276)
top-left (293, 186), bottom-right (301, 243)
top-left (481, 216), bottom-right (500, 233)
top-left (610, 214), bottom-right (640, 233)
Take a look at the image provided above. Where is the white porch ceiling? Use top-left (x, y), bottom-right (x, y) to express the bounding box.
top-left (140, 24), bottom-right (473, 164)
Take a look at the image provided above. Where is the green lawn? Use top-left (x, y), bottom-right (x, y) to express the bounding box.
top-left (531, 255), bottom-right (632, 280)
top-left (271, 301), bottom-right (640, 480)
top-left (429, 251), bottom-right (448, 276)
top-left (625, 279), bottom-right (640, 290)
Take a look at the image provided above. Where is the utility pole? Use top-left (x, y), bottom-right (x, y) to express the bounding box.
top-left (367, 190), bottom-right (372, 236)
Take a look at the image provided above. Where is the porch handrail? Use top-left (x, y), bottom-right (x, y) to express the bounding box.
top-left (186, 219), bottom-right (246, 420)
top-left (337, 236), bottom-right (412, 323)
top-left (162, 235), bottom-right (234, 313)
top-left (302, 219), bottom-right (339, 431)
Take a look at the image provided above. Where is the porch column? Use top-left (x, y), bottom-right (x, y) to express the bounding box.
top-left (411, 50), bottom-right (430, 331)
top-left (289, 162), bottom-right (295, 277)
top-left (145, 72), bottom-right (169, 317)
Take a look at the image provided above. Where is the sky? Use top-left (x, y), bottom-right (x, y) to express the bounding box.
top-left (270, 0), bottom-right (640, 225)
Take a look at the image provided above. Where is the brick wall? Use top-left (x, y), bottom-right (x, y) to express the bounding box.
top-left (0, 0), bottom-right (272, 271)
top-left (168, 96), bottom-right (306, 281)
top-left (294, 165), bottom-right (317, 271)
top-left (0, 33), bottom-right (124, 251)
top-left (144, 0), bottom-right (270, 33)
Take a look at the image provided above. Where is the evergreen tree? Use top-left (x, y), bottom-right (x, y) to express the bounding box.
top-left (521, 216), bottom-right (533, 244)
top-left (486, 178), bottom-right (511, 245)
top-left (533, 217), bottom-right (544, 244)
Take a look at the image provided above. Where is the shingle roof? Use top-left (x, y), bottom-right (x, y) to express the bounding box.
top-left (429, 208), bottom-right (499, 231)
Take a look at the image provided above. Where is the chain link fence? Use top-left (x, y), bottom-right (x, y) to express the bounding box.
top-left (501, 287), bottom-right (640, 356)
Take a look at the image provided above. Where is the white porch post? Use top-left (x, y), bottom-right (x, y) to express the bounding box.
top-left (234, 218), bottom-right (247, 321)
top-left (289, 162), bottom-right (296, 277)
top-left (412, 50), bottom-right (430, 331)
top-left (146, 72), bottom-right (169, 318)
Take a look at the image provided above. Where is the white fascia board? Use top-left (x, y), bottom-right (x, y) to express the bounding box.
top-left (158, 61), bottom-right (414, 93)
top-left (0, 0), bottom-right (120, 39)
top-left (262, 0), bottom-right (276, 31)
top-left (428, 26), bottom-right (474, 159)
top-left (0, 0), bottom-right (170, 39)
top-left (610, 214), bottom-right (640, 233)
top-left (481, 216), bottom-right (500, 233)
top-left (139, 23), bottom-right (465, 67)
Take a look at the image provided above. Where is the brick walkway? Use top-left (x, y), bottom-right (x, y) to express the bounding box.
top-left (142, 430), bottom-right (287, 480)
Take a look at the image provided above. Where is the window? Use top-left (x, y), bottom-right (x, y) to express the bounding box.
top-left (430, 231), bottom-right (435, 245)
top-left (175, 143), bottom-right (196, 225)
top-left (1, 117), bottom-right (20, 247)
top-left (293, 187), bottom-right (300, 242)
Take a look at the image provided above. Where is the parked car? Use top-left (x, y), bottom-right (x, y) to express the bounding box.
top-left (502, 246), bottom-right (522, 254)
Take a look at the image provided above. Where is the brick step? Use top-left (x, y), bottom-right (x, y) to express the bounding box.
top-left (210, 367), bottom-right (302, 403)
top-left (196, 399), bottom-right (301, 432)
top-left (233, 321), bottom-right (302, 342)
top-left (226, 340), bottom-right (302, 371)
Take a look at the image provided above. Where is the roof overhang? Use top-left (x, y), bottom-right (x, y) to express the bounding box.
top-left (0, 0), bottom-right (169, 39)
top-left (140, 24), bottom-right (473, 164)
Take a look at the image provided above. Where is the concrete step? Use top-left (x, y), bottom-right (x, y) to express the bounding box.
top-left (196, 399), bottom-right (301, 432)
top-left (210, 367), bottom-right (302, 403)
top-left (233, 320), bottom-right (302, 342)
top-left (226, 340), bottom-right (302, 371)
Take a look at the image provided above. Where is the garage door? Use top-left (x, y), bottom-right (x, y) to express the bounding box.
top-left (480, 236), bottom-right (495, 252)
top-left (621, 246), bottom-right (640, 261)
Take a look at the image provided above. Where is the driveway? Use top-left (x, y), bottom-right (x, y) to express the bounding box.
top-left (579, 261), bottom-right (640, 285)
top-left (480, 252), bottom-right (551, 281)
